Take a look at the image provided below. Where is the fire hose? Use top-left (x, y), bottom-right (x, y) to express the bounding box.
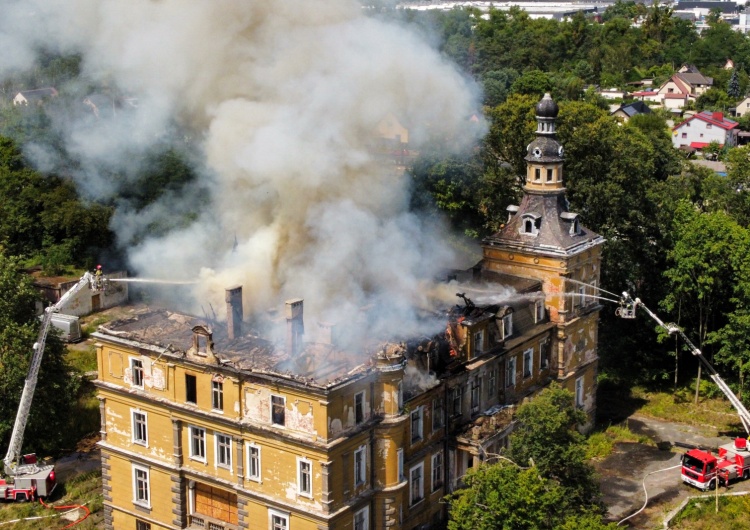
top-left (617, 463), bottom-right (683, 526)
top-left (38, 496), bottom-right (91, 528)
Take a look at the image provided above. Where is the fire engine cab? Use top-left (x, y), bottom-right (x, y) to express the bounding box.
top-left (681, 438), bottom-right (750, 491)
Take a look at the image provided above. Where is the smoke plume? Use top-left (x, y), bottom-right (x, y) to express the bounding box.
top-left (1, 0), bottom-right (483, 343)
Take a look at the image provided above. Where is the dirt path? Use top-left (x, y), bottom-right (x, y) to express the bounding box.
top-left (597, 414), bottom-right (750, 528)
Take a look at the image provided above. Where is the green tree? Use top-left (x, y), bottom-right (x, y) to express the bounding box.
top-left (510, 69), bottom-right (554, 97)
top-left (508, 384), bottom-right (603, 509)
top-left (0, 252), bottom-right (79, 455)
top-left (729, 69), bottom-right (742, 99)
top-left (446, 461), bottom-right (616, 530)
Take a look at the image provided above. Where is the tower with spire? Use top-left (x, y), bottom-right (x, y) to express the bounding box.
top-left (482, 93), bottom-right (605, 426)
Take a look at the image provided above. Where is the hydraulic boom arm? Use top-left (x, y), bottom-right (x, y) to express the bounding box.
top-left (3, 271), bottom-right (101, 475)
top-left (620, 293), bottom-right (750, 434)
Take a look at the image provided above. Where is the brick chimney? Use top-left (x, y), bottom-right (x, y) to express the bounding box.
top-left (285, 299), bottom-right (304, 355)
top-left (225, 286), bottom-right (243, 340)
top-left (713, 111), bottom-right (724, 121)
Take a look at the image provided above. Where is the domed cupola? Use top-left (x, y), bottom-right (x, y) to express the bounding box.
top-left (525, 93), bottom-right (564, 191)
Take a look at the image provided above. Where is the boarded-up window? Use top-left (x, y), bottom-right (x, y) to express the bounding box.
top-left (194, 483), bottom-right (238, 525)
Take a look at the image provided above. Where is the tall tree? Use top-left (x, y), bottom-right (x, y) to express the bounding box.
top-left (728, 69), bottom-right (741, 99)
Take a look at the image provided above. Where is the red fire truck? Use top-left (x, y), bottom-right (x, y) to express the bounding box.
top-left (619, 293), bottom-right (750, 491)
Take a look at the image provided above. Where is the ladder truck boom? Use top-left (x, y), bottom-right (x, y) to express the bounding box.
top-left (618, 293), bottom-right (750, 434)
top-left (2, 271), bottom-right (103, 477)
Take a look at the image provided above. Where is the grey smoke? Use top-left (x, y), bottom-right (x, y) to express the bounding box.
top-left (1, 0), bottom-right (484, 344)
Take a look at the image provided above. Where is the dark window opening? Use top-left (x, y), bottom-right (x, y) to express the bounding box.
top-left (272, 395), bottom-right (285, 426)
top-left (185, 374), bottom-right (197, 404)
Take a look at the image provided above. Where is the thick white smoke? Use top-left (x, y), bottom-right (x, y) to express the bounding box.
top-left (0, 0), bottom-right (483, 343)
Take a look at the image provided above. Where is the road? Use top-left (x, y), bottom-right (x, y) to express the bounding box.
top-left (596, 414), bottom-right (750, 528)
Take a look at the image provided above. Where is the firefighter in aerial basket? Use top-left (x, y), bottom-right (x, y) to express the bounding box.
top-left (94, 264), bottom-right (104, 291)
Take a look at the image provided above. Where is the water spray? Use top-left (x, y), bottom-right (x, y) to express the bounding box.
top-left (108, 278), bottom-right (198, 285)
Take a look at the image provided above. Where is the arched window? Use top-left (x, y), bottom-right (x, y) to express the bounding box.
top-left (520, 213), bottom-right (541, 236)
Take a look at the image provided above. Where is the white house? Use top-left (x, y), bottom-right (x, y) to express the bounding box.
top-left (12, 87), bottom-right (58, 106)
top-left (672, 111), bottom-right (739, 149)
top-left (735, 95), bottom-right (750, 117)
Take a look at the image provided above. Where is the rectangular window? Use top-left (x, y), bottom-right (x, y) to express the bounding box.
top-left (212, 380), bottom-right (224, 411)
top-left (706, 124), bottom-right (712, 129)
top-left (451, 386), bottom-right (462, 417)
top-left (271, 395), bottom-right (285, 426)
top-left (354, 506), bottom-right (369, 530)
top-left (411, 406), bottom-right (423, 443)
top-left (397, 448), bottom-right (404, 481)
top-left (189, 425), bottom-right (206, 461)
top-left (298, 457), bottom-right (312, 497)
top-left (546, 168), bottom-right (553, 181)
top-left (432, 452), bottom-right (444, 492)
top-left (502, 314), bottom-right (513, 339)
top-left (432, 398), bottom-right (444, 431)
top-left (506, 357), bottom-right (517, 388)
top-left (535, 300), bottom-right (544, 322)
top-left (185, 374), bottom-right (197, 404)
top-left (354, 445), bottom-right (366, 486)
top-left (534, 168), bottom-right (541, 181)
top-left (132, 464), bottom-right (150, 508)
top-left (410, 463), bottom-right (424, 506)
top-left (470, 378), bottom-right (481, 415)
top-left (681, 132), bottom-right (687, 138)
top-left (473, 330), bottom-right (484, 354)
top-left (578, 285), bottom-right (586, 306)
top-left (247, 443), bottom-right (261, 482)
top-left (132, 410), bottom-right (148, 446)
top-left (131, 358), bottom-right (144, 387)
top-left (523, 348), bottom-right (533, 378)
top-left (540, 341), bottom-right (550, 370)
top-left (136, 521), bottom-right (151, 530)
top-left (488, 368), bottom-right (497, 398)
top-left (216, 433), bottom-right (232, 469)
top-left (269, 509), bottom-right (289, 530)
top-left (576, 376), bottom-right (585, 408)
top-left (355, 391), bottom-right (365, 425)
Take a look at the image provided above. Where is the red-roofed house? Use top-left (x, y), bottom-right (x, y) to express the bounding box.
top-left (655, 66), bottom-right (714, 111)
top-left (672, 111), bottom-right (738, 149)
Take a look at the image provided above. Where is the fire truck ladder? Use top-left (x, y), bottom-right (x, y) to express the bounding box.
top-left (3, 272), bottom-right (99, 476)
top-left (620, 293), bottom-right (750, 435)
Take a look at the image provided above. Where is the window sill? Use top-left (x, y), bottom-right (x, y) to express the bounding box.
top-left (189, 456), bottom-right (207, 464)
top-left (132, 500), bottom-right (151, 512)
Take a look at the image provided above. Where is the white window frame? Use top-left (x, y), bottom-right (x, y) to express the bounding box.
top-left (577, 285), bottom-right (586, 306)
top-left (506, 356), bottom-right (516, 388)
top-left (354, 445), bottom-right (367, 486)
top-left (431, 451), bottom-right (444, 492)
top-left (268, 508), bottom-right (289, 530)
top-left (576, 376), bottom-right (585, 408)
top-left (409, 462), bottom-right (424, 506)
top-left (523, 348), bottom-right (533, 378)
top-left (132, 464), bottom-right (151, 508)
top-left (189, 425), bottom-right (206, 462)
top-left (131, 409), bottom-right (148, 446)
top-left (297, 456), bottom-right (313, 498)
top-left (130, 357), bottom-right (144, 388)
top-left (355, 390), bottom-right (365, 425)
top-left (410, 406), bottom-right (423, 444)
top-left (354, 505), bottom-right (369, 530)
top-left (215, 432), bottom-right (232, 470)
top-left (502, 313), bottom-right (513, 339)
top-left (247, 442), bottom-right (261, 482)
top-left (397, 448), bottom-right (404, 482)
top-left (211, 380), bottom-right (224, 412)
top-left (271, 394), bottom-right (285, 427)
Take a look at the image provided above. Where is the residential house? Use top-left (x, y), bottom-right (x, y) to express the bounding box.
top-left (597, 88), bottom-right (627, 100)
top-left (12, 87), bottom-right (58, 106)
top-left (672, 111), bottom-right (738, 149)
top-left (735, 95), bottom-right (750, 117)
top-left (93, 94), bottom-right (604, 530)
top-left (611, 101), bottom-right (652, 122)
top-left (655, 65), bottom-right (714, 111)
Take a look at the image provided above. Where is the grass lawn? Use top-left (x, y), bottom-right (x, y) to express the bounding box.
top-left (671, 494), bottom-right (750, 529)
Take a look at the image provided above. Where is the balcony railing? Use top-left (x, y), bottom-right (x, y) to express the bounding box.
top-left (188, 514), bottom-right (238, 530)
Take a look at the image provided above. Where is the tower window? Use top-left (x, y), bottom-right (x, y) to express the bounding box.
top-left (521, 214), bottom-right (541, 236)
top-left (534, 168), bottom-right (541, 181)
top-left (547, 168), bottom-right (553, 181)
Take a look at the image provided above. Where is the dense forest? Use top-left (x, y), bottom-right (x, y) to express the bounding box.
top-left (4, 0), bottom-right (750, 472)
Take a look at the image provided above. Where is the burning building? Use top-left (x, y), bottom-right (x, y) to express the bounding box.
top-left (93, 94), bottom-right (603, 530)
